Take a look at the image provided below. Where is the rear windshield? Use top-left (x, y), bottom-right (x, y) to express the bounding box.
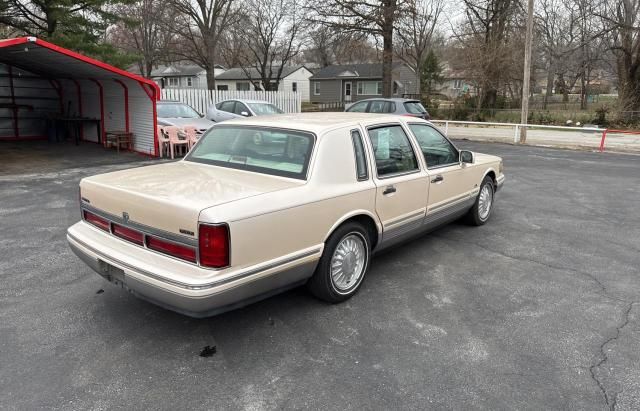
top-left (157, 103), bottom-right (200, 118)
top-left (185, 126), bottom-right (314, 179)
top-left (248, 103), bottom-right (284, 115)
top-left (404, 101), bottom-right (427, 114)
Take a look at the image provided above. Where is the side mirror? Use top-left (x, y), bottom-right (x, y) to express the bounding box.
top-left (460, 150), bottom-right (474, 164)
top-left (240, 111), bottom-right (250, 117)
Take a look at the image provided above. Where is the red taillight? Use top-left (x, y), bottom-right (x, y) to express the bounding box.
top-left (199, 224), bottom-right (229, 268)
top-left (83, 210), bottom-right (110, 232)
top-left (111, 223), bottom-right (144, 245)
top-left (146, 236), bottom-right (196, 263)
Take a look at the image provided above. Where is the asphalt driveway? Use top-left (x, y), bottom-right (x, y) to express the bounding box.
top-left (1, 142), bottom-right (638, 410)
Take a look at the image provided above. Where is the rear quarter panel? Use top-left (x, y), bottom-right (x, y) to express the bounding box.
top-left (198, 126), bottom-right (379, 271)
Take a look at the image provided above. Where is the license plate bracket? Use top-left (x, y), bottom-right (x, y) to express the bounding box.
top-left (97, 259), bottom-right (126, 287)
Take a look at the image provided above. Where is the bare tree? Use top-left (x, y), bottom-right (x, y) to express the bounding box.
top-left (456, 0), bottom-right (520, 108)
top-left (236, 0), bottom-right (305, 91)
top-left (395, 0), bottom-right (445, 94)
top-left (304, 26), bottom-right (376, 67)
top-left (168, 0), bottom-right (237, 89)
top-left (601, 0), bottom-right (640, 111)
top-left (110, 0), bottom-right (173, 77)
top-left (308, 0), bottom-right (404, 97)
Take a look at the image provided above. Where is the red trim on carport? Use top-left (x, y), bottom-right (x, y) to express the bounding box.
top-left (89, 79), bottom-right (105, 145)
top-left (113, 79), bottom-right (130, 133)
top-left (0, 37), bottom-right (158, 90)
top-left (0, 37), bottom-right (160, 155)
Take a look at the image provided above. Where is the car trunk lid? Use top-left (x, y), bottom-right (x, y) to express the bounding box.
top-left (79, 161), bottom-right (302, 237)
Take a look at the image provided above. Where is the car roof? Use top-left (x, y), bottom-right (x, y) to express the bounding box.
top-left (354, 98), bottom-right (420, 103)
top-left (219, 99), bottom-right (273, 104)
top-left (216, 112), bottom-right (430, 135)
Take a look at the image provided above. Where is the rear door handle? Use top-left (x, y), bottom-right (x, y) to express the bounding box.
top-left (431, 175), bottom-right (444, 183)
top-left (383, 185), bottom-right (396, 195)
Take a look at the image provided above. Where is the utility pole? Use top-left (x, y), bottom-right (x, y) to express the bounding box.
top-left (520, 0), bottom-right (535, 143)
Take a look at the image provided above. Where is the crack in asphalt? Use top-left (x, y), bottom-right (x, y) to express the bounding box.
top-left (431, 233), bottom-right (626, 302)
top-left (589, 302), bottom-right (636, 411)
top-left (432, 233), bottom-right (638, 410)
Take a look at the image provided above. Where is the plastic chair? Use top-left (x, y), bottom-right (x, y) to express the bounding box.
top-left (157, 125), bottom-right (170, 158)
top-left (183, 125), bottom-right (199, 149)
top-left (164, 126), bottom-right (189, 159)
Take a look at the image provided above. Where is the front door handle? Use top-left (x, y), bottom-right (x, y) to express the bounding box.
top-left (382, 185), bottom-right (396, 195)
top-left (431, 175), bottom-right (444, 183)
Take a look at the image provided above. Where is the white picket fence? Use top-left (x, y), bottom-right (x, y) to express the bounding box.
top-left (161, 89), bottom-right (302, 114)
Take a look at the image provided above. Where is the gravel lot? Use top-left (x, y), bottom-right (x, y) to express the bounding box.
top-left (1, 141), bottom-right (638, 410)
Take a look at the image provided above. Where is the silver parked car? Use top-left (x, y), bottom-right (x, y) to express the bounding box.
top-left (157, 100), bottom-right (215, 135)
top-left (207, 99), bottom-right (284, 122)
top-left (345, 98), bottom-right (431, 120)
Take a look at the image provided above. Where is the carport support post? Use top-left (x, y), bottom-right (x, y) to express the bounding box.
top-left (72, 80), bottom-right (84, 140)
top-left (114, 79), bottom-right (130, 132)
top-left (8, 65), bottom-right (18, 139)
top-left (89, 79), bottom-right (105, 145)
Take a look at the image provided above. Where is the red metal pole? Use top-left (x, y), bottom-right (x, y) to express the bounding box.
top-left (599, 129), bottom-right (608, 152)
top-left (113, 79), bottom-right (130, 132)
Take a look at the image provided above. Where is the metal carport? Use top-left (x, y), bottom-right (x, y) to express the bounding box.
top-left (0, 36), bottom-right (160, 156)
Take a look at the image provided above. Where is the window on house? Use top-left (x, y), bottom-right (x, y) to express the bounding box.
top-left (314, 82), bottom-right (320, 95)
top-left (453, 80), bottom-right (463, 90)
top-left (393, 81), bottom-right (399, 95)
top-left (357, 81), bottom-right (382, 95)
top-left (292, 82), bottom-right (298, 92)
top-left (187, 77), bottom-right (193, 87)
top-left (167, 77), bottom-right (179, 87)
top-left (236, 82), bottom-right (250, 91)
top-left (217, 85), bottom-right (229, 91)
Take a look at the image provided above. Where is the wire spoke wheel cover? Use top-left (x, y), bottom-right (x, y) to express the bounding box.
top-left (478, 184), bottom-right (493, 220)
top-left (330, 233), bottom-right (367, 292)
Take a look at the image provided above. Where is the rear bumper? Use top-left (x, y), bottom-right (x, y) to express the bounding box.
top-left (67, 222), bottom-right (320, 317)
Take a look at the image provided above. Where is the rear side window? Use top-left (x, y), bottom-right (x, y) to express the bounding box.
top-left (367, 125), bottom-right (419, 177)
top-left (369, 100), bottom-right (387, 113)
top-left (218, 101), bottom-right (235, 113)
top-left (384, 102), bottom-right (396, 113)
top-left (347, 101), bottom-right (369, 112)
top-left (404, 101), bottom-right (426, 114)
top-left (351, 130), bottom-right (368, 181)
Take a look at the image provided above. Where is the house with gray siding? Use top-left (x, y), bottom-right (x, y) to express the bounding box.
top-left (309, 63), bottom-right (419, 103)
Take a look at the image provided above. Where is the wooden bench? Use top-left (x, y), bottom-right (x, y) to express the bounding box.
top-left (105, 131), bottom-right (134, 153)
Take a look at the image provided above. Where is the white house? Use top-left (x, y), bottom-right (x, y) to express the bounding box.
top-left (214, 66), bottom-right (313, 102)
top-left (149, 64), bottom-right (226, 89)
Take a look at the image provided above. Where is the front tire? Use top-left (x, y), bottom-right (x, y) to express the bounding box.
top-left (466, 176), bottom-right (495, 226)
top-left (307, 222), bottom-right (371, 303)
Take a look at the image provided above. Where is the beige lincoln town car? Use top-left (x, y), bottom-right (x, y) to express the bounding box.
top-left (67, 113), bottom-right (504, 317)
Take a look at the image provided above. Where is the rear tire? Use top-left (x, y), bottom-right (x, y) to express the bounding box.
top-left (307, 222), bottom-right (371, 303)
top-left (466, 176), bottom-right (495, 226)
